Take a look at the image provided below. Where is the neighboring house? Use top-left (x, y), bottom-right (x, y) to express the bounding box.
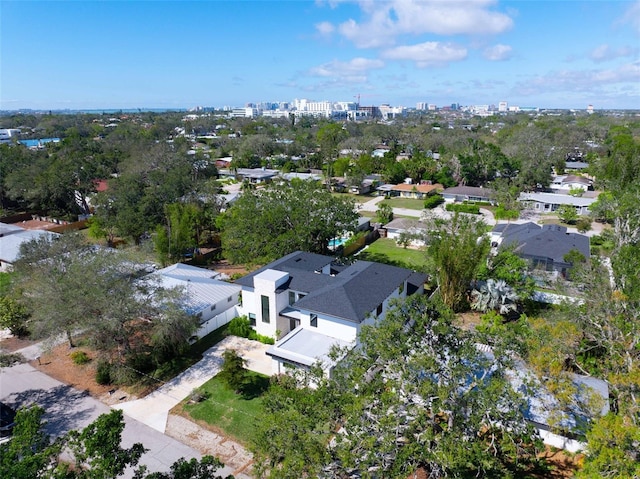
top-left (478, 344), bottom-right (609, 453)
top-left (383, 217), bottom-right (428, 247)
top-left (280, 172), bottom-right (323, 182)
top-left (564, 161), bottom-right (589, 172)
top-left (549, 175), bottom-right (593, 192)
top-left (491, 222), bottom-right (590, 278)
top-left (218, 167), bottom-right (280, 184)
top-left (389, 183), bottom-right (443, 199)
top-left (235, 251), bottom-right (427, 376)
top-left (151, 263), bottom-right (242, 338)
top-left (518, 192), bottom-right (596, 215)
top-left (442, 186), bottom-right (494, 203)
top-left (0, 227), bottom-right (60, 272)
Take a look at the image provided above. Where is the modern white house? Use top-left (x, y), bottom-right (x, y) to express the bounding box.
top-left (235, 251), bottom-right (427, 376)
top-left (152, 263), bottom-right (241, 338)
top-left (549, 175), bottom-right (593, 192)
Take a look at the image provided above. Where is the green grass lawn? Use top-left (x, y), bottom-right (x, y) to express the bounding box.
top-left (179, 372), bottom-right (269, 446)
top-left (356, 238), bottom-right (429, 271)
top-left (380, 197), bottom-right (425, 210)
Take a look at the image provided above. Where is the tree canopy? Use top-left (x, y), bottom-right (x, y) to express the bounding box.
top-left (220, 179), bottom-right (358, 264)
top-left (252, 295), bottom-right (545, 479)
top-left (0, 406), bottom-right (232, 479)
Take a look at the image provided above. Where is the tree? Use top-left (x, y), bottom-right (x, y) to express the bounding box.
top-left (376, 202), bottom-right (393, 224)
top-left (220, 179), bottom-right (358, 264)
top-left (65, 409), bottom-right (147, 479)
top-left (424, 212), bottom-right (490, 311)
top-left (12, 233), bottom-right (198, 378)
top-left (557, 204), bottom-right (578, 225)
top-left (252, 295), bottom-right (545, 478)
top-left (0, 406), bottom-right (232, 479)
top-left (218, 349), bottom-right (250, 394)
top-left (0, 405), bottom-right (61, 479)
top-left (0, 295), bottom-right (30, 337)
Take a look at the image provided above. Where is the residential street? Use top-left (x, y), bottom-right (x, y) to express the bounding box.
top-left (0, 362), bottom-right (238, 478)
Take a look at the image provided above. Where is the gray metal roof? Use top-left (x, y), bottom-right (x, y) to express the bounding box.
top-left (442, 186), bottom-right (494, 197)
top-left (0, 230), bottom-right (60, 264)
top-left (519, 192), bottom-right (596, 207)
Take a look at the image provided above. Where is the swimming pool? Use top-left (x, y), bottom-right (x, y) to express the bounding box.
top-left (328, 237), bottom-right (348, 248)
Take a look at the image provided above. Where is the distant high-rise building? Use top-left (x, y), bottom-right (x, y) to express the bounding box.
top-left (416, 102), bottom-right (428, 110)
top-left (428, 104), bottom-right (437, 111)
top-left (498, 101), bottom-right (508, 112)
top-left (587, 104), bottom-right (594, 114)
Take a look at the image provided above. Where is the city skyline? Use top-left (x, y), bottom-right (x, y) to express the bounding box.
top-left (2, 0), bottom-right (639, 111)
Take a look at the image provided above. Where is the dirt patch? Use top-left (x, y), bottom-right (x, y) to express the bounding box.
top-left (211, 260), bottom-right (255, 279)
top-left (536, 447), bottom-right (582, 477)
top-left (31, 343), bottom-right (118, 399)
top-left (165, 414), bottom-right (254, 479)
top-left (456, 311), bottom-right (483, 331)
top-left (0, 335), bottom-right (37, 353)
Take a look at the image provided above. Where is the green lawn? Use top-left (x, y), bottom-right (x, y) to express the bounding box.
top-left (380, 197), bottom-right (425, 210)
top-left (356, 238), bottom-right (429, 271)
top-left (180, 372), bottom-right (269, 446)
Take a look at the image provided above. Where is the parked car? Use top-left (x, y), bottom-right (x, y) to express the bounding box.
top-left (0, 402), bottom-right (16, 438)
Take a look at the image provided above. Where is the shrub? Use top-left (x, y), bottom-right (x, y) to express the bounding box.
top-left (248, 330), bottom-right (275, 345)
top-left (70, 350), bottom-right (91, 365)
top-left (424, 194), bottom-right (444, 209)
top-left (494, 206), bottom-right (519, 221)
top-left (445, 203), bottom-right (480, 214)
top-left (95, 360), bottom-right (112, 385)
top-left (576, 217), bottom-right (592, 233)
top-left (228, 315), bottom-right (252, 338)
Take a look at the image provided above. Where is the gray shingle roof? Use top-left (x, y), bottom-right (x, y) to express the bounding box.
top-left (497, 223), bottom-right (590, 264)
top-left (236, 251), bottom-right (425, 323)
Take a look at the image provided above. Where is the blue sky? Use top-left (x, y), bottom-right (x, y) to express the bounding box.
top-left (1, 0), bottom-right (639, 110)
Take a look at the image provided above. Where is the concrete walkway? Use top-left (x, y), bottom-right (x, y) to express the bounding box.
top-left (114, 336), bottom-right (272, 433)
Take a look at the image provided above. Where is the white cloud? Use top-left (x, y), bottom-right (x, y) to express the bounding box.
top-left (483, 44), bottom-right (512, 61)
top-left (619, 0), bottom-right (640, 34)
top-left (307, 57), bottom-right (385, 82)
top-left (590, 44), bottom-right (637, 63)
top-left (335, 0), bottom-right (514, 48)
top-left (514, 61), bottom-right (640, 97)
top-left (315, 21), bottom-right (335, 36)
top-left (382, 42), bottom-right (467, 67)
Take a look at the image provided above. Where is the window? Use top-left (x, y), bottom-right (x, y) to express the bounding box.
top-left (376, 303), bottom-right (383, 316)
top-left (261, 295), bottom-right (270, 323)
top-left (249, 313), bottom-right (256, 326)
top-left (227, 296), bottom-right (233, 302)
top-left (310, 314), bottom-right (317, 328)
top-left (210, 304), bottom-right (216, 311)
top-left (289, 291), bottom-right (296, 305)
top-left (398, 281), bottom-right (404, 295)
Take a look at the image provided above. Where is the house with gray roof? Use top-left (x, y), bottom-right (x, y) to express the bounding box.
top-left (491, 222), bottom-right (590, 278)
top-left (442, 186), bottom-right (494, 203)
top-left (151, 263), bottom-right (241, 338)
top-left (0, 227), bottom-right (60, 272)
top-left (518, 192), bottom-right (596, 215)
top-left (235, 251), bottom-right (427, 376)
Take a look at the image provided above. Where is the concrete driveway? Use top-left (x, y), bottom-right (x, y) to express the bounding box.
top-left (114, 336), bottom-right (272, 433)
top-left (0, 362), bottom-right (239, 478)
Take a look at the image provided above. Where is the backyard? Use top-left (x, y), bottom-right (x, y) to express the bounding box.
top-left (356, 237), bottom-right (429, 271)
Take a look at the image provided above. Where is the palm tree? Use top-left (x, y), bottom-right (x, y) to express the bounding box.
top-left (471, 279), bottom-right (519, 315)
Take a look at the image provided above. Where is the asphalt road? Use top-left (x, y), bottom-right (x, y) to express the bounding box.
top-left (0, 362), bottom-right (237, 478)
